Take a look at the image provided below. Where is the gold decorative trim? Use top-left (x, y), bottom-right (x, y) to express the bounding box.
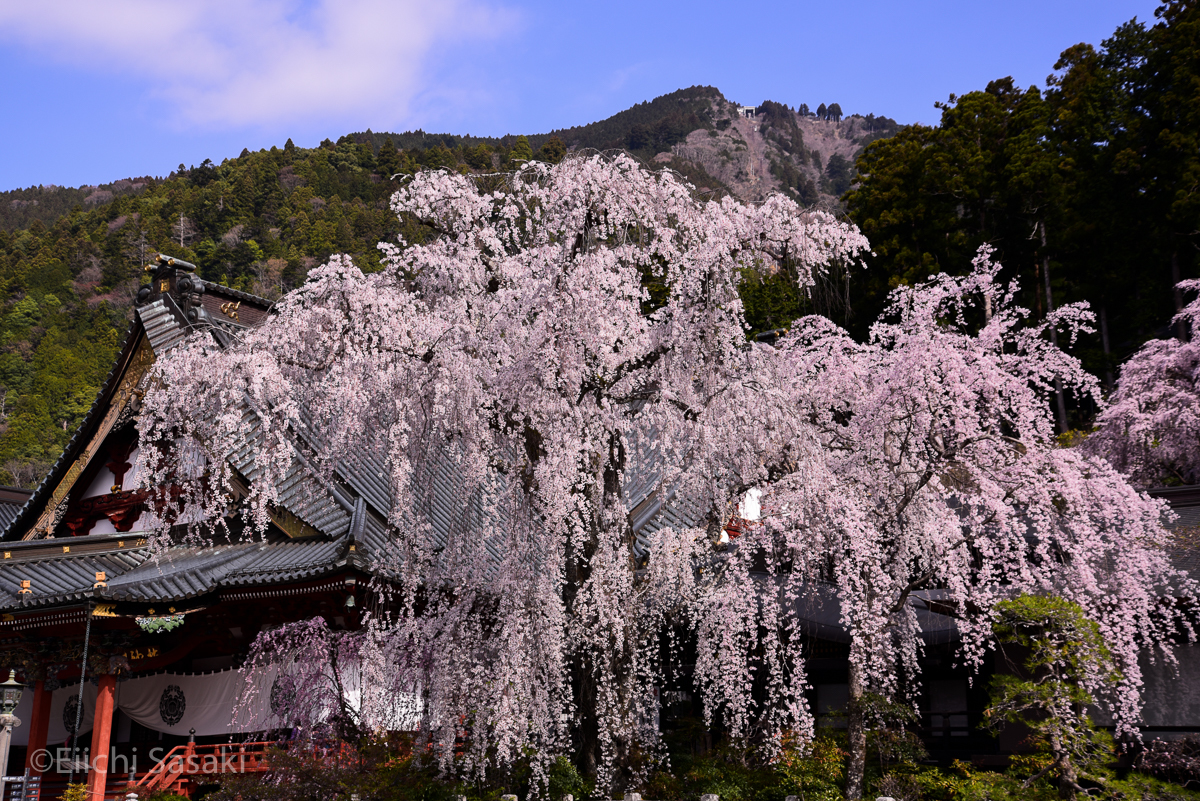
top-left (269, 507), bottom-right (319, 539)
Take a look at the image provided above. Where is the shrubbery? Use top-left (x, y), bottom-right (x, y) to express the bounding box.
top-left (204, 733), bottom-right (1200, 801)
top-left (1135, 738), bottom-right (1200, 791)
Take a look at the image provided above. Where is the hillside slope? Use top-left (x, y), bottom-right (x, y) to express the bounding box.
top-left (0, 87), bottom-right (899, 487)
top-left (661, 99), bottom-right (894, 204)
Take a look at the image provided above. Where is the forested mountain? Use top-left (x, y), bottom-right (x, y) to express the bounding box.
top-left (0, 178), bottom-right (154, 232)
top-left (0, 138), bottom-right (404, 487)
top-left (6, 0), bottom-right (1197, 493)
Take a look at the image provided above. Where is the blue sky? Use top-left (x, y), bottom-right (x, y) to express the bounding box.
top-left (0, 0), bottom-right (1160, 191)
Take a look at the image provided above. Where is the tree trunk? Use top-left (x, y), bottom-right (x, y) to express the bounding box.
top-left (1041, 222), bottom-right (1069, 433)
top-left (570, 436), bottom-right (629, 786)
top-left (565, 472), bottom-right (600, 780)
top-left (845, 657), bottom-right (868, 801)
top-left (568, 517), bottom-right (600, 781)
top-left (573, 663), bottom-right (599, 779)
top-left (1049, 729), bottom-right (1079, 800)
top-left (1173, 249), bottom-right (1188, 342)
top-left (1099, 304), bottom-right (1115, 390)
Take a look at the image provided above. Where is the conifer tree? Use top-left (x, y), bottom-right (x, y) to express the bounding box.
top-left (509, 135), bottom-right (534, 163)
top-left (538, 136), bottom-right (567, 164)
top-left (376, 139), bottom-right (402, 178)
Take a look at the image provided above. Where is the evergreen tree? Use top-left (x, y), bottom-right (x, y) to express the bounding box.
top-left (538, 135), bottom-right (567, 164)
top-left (465, 144), bottom-right (495, 170)
top-left (817, 102), bottom-right (828, 119)
top-left (509, 135), bottom-right (534, 163)
top-left (823, 153), bottom-right (854, 196)
top-left (986, 595), bottom-right (1119, 799)
top-left (376, 139), bottom-right (402, 178)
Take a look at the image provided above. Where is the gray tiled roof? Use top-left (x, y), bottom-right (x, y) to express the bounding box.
top-left (139, 297), bottom-right (192, 354)
top-left (0, 536), bottom-right (355, 611)
top-left (1153, 488), bottom-right (1200, 579)
top-left (104, 538), bottom-right (347, 601)
top-left (0, 495), bottom-right (30, 533)
top-left (0, 550), bottom-right (151, 607)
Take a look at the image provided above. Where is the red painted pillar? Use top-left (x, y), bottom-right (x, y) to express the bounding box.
top-left (23, 680), bottom-right (51, 774)
top-left (86, 675), bottom-right (116, 801)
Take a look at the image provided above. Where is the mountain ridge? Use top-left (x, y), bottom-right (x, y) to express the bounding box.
top-left (1, 86), bottom-right (899, 233)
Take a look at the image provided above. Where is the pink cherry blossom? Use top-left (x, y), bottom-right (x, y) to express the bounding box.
top-left (1086, 280), bottom-right (1200, 488)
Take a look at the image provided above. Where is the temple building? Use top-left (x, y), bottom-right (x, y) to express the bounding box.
top-left (0, 256), bottom-right (395, 801)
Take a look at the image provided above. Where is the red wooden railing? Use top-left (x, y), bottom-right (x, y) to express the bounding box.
top-left (110, 742), bottom-right (273, 800)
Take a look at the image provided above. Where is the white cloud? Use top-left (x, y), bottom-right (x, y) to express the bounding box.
top-left (0, 0), bottom-right (516, 129)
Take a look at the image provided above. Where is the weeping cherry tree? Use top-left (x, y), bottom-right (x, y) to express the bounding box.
top-left (657, 252), bottom-right (1197, 799)
top-left (1086, 279), bottom-right (1200, 488)
top-left (136, 154), bottom-right (869, 789)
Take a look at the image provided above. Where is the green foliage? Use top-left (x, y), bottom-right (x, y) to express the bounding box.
top-left (198, 731), bottom-right (1200, 801)
top-left (775, 734), bottom-right (848, 801)
top-left (509, 136), bottom-right (534, 164)
top-left (874, 759), bottom-right (1200, 801)
top-left (756, 100), bottom-right (798, 133)
top-left (546, 755), bottom-right (592, 800)
top-left (855, 113), bottom-right (900, 145)
top-left (547, 85), bottom-right (718, 154)
top-left (640, 743), bottom-right (791, 801)
top-left (845, 79), bottom-right (1058, 338)
top-left (986, 594), bottom-right (1119, 798)
top-left (60, 784), bottom-right (88, 801)
top-left (208, 741), bottom-right (464, 801)
top-left (739, 255), bottom-right (856, 339)
top-left (0, 179), bottom-right (151, 232)
top-left (739, 267), bottom-right (807, 337)
top-left (859, 692), bottom-right (928, 776)
top-left (823, 153), bottom-right (854, 197)
top-left (136, 613), bottom-right (186, 633)
top-left (537, 136), bottom-right (567, 164)
top-left (464, 144), bottom-right (495, 171)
